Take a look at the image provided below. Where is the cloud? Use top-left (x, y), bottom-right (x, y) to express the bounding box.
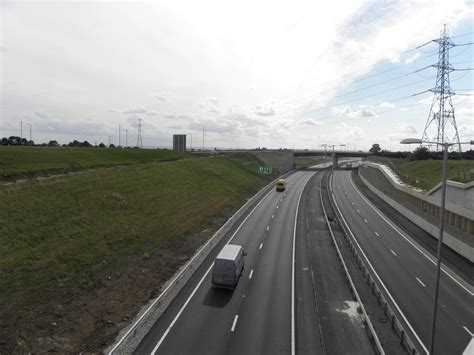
top-left (399, 122), bottom-right (418, 134)
top-left (150, 94), bottom-right (167, 102)
top-left (331, 105), bottom-right (377, 118)
top-left (379, 101), bottom-right (395, 108)
top-left (122, 106), bottom-right (147, 114)
top-left (208, 108), bottom-right (219, 114)
top-left (255, 105), bottom-right (276, 116)
top-left (299, 119), bottom-right (323, 126)
top-left (209, 97), bottom-right (218, 106)
top-left (404, 52), bottom-right (420, 64)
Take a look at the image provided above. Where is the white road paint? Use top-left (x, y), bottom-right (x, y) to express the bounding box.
top-left (375, 232), bottom-right (380, 237)
top-left (149, 184), bottom-right (275, 355)
top-left (272, 214), bottom-right (274, 218)
top-left (259, 243), bottom-right (263, 250)
top-left (331, 173), bottom-right (428, 354)
top-left (231, 315), bottom-right (239, 332)
top-left (266, 226), bottom-right (270, 231)
top-left (351, 202), bottom-right (354, 205)
top-left (364, 218), bottom-right (368, 223)
top-left (249, 269), bottom-right (254, 279)
top-left (357, 209), bottom-right (360, 213)
top-left (463, 326), bottom-right (473, 337)
top-left (280, 198), bottom-right (283, 202)
top-left (277, 205), bottom-right (279, 209)
top-left (416, 277), bottom-right (426, 288)
top-left (348, 175), bottom-right (473, 296)
top-left (390, 250), bottom-right (397, 256)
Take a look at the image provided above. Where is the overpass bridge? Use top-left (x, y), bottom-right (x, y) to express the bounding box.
top-left (293, 149), bottom-right (372, 168)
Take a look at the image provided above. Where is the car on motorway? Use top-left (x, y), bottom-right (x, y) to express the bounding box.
top-left (211, 244), bottom-right (245, 289)
top-left (276, 178), bottom-right (286, 192)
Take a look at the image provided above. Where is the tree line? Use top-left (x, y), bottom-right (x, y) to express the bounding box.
top-left (1, 136), bottom-right (117, 148)
top-left (369, 143), bottom-right (474, 160)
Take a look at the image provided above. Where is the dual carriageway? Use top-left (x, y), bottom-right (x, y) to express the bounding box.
top-left (113, 161), bottom-right (472, 355)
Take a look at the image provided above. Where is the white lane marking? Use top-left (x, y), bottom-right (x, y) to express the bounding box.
top-left (272, 214), bottom-right (274, 219)
top-left (463, 326), bottom-right (473, 337)
top-left (280, 198), bottom-right (283, 202)
top-left (364, 218), bottom-right (368, 223)
top-left (348, 175), bottom-right (473, 296)
top-left (266, 226), bottom-right (270, 231)
top-left (331, 172), bottom-right (428, 354)
top-left (292, 172), bottom-right (315, 355)
top-left (390, 249), bottom-right (397, 256)
top-left (277, 205), bottom-right (279, 209)
top-left (231, 315), bottom-right (239, 332)
top-left (375, 232), bottom-right (380, 237)
top-left (351, 202), bottom-right (354, 205)
top-left (259, 243), bottom-right (263, 250)
top-left (249, 269), bottom-right (254, 279)
top-left (416, 277), bottom-right (426, 288)
top-left (357, 209), bottom-right (360, 213)
top-left (150, 184), bottom-right (275, 354)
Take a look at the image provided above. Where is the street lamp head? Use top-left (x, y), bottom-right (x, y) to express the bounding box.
top-left (400, 138), bottom-right (423, 144)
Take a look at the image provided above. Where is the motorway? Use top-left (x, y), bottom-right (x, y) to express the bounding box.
top-left (331, 170), bottom-right (473, 355)
top-left (134, 167), bottom-right (373, 354)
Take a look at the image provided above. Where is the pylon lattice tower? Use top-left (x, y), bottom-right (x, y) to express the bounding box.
top-left (137, 118), bottom-right (143, 148)
top-left (421, 25), bottom-right (461, 153)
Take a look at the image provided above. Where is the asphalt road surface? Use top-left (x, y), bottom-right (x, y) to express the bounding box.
top-left (331, 170), bottom-right (473, 355)
top-left (135, 167), bottom-right (374, 354)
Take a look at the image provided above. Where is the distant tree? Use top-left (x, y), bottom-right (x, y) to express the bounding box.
top-left (98, 142), bottom-right (105, 148)
top-left (369, 143), bottom-right (381, 155)
top-left (411, 146), bottom-right (430, 160)
top-left (48, 140), bottom-right (59, 147)
top-left (1, 137), bottom-right (9, 146)
top-left (79, 140), bottom-right (92, 147)
top-left (109, 144), bottom-right (115, 148)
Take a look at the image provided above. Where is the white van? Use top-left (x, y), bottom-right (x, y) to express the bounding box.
top-left (211, 244), bottom-right (245, 289)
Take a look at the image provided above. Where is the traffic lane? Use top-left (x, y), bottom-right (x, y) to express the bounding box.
top-left (296, 171), bottom-right (374, 354)
top-left (338, 171), bottom-right (474, 334)
top-left (135, 173), bottom-right (299, 354)
top-left (333, 171), bottom-right (473, 354)
top-left (224, 171), bottom-right (315, 354)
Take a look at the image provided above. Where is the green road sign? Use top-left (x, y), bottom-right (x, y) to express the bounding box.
top-left (259, 166), bottom-right (273, 174)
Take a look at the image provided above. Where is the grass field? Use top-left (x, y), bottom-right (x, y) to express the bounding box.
top-left (0, 146), bottom-right (187, 179)
top-left (294, 156), bottom-right (326, 167)
top-left (0, 151), bottom-right (273, 352)
top-left (390, 159), bottom-right (474, 191)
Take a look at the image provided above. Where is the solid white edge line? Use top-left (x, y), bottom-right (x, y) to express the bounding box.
top-left (150, 185), bottom-right (275, 354)
top-left (249, 269), bottom-right (254, 279)
top-left (291, 171), bottom-right (315, 355)
top-left (231, 315), bottom-right (239, 332)
top-left (416, 277), bottom-right (426, 288)
top-left (348, 174), bottom-right (473, 296)
top-left (331, 171), bottom-right (429, 354)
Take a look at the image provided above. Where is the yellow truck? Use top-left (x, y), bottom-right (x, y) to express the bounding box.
top-left (276, 179), bottom-right (286, 192)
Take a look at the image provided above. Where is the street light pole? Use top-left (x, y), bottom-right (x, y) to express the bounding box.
top-left (401, 138), bottom-right (473, 354)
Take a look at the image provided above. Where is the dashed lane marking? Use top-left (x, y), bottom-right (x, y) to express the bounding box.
top-left (390, 249), bottom-right (397, 256)
top-left (416, 277), bottom-right (426, 288)
top-left (266, 226), bottom-right (270, 231)
top-left (463, 326), bottom-right (473, 337)
top-left (364, 219), bottom-right (368, 223)
top-left (249, 270), bottom-right (254, 279)
top-left (375, 232), bottom-right (380, 237)
top-left (259, 243), bottom-right (263, 250)
top-left (231, 315), bottom-right (239, 332)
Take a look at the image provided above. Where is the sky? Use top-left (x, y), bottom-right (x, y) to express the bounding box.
top-left (1, 0), bottom-right (473, 151)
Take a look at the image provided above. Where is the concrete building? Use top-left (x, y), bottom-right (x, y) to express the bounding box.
top-left (173, 134), bottom-right (186, 152)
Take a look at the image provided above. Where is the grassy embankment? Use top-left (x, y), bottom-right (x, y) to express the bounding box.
top-left (0, 146), bottom-right (187, 180)
top-left (0, 148), bottom-right (274, 352)
top-left (389, 159), bottom-right (474, 191)
top-left (294, 156), bottom-right (326, 167)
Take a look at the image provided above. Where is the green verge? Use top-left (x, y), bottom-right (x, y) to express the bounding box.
top-left (294, 156), bottom-right (326, 167)
top-left (0, 154), bottom-right (273, 348)
top-left (0, 146), bottom-right (187, 179)
top-left (390, 159), bottom-right (474, 191)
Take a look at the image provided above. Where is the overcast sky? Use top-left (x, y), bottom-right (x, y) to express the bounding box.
top-left (1, 0), bottom-right (473, 150)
